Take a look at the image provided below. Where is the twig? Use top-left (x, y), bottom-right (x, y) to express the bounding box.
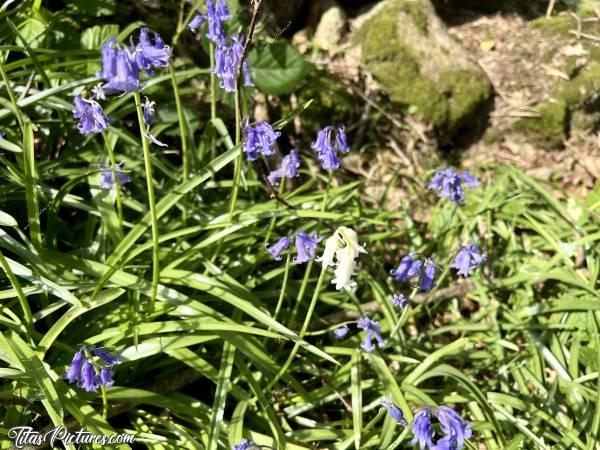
top-left (546, 0), bottom-right (555, 17)
top-left (19, 70), bottom-right (36, 100)
top-left (568, 29), bottom-right (600, 43)
top-left (235, 0), bottom-right (263, 87)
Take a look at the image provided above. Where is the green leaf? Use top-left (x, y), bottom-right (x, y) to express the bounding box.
top-left (0, 210), bottom-right (17, 227)
top-left (81, 24), bottom-right (119, 50)
top-left (67, 0), bottom-right (116, 16)
top-left (247, 42), bottom-right (312, 95)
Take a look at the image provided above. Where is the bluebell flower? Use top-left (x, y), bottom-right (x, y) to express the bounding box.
top-left (380, 396), bottom-right (408, 426)
top-left (357, 316), bottom-right (385, 352)
top-left (294, 232), bottom-right (322, 264)
top-left (64, 346), bottom-right (121, 392)
top-left (97, 37), bottom-right (117, 81)
top-left (188, 14), bottom-right (206, 32)
top-left (142, 97), bottom-right (156, 126)
top-left (93, 348), bottom-right (121, 366)
top-left (73, 96), bottom-right (110, 135)
top-left (189, 0), bottom-right (231, 41)
top-left (134, 28), bottom-right (171, 74)
top-left (104, 50), bottom-right (140, 93)
top-left (99, 162), bottom-right (131, 190)
top-left (233, 438), bottom-right (254, 450)
top-left (243, 120), bottom-right (281, 161)
top-left (419, 258), bottom-right (437, 292)
top-left (311, 125), bottom-right (350, 170)
top-left (392, 294), bottom-right (409, 309)
top-left (451, 244), bottom-right (486, 278)
top-left (268, 149), bottom-right (301, 186)
top-left (390, 252), bottom-right (419, 282)
top-left (64, 348), bottom-right (85, 384)
top-left (80, 360), bottom-right (97, 392)
top-left (213, 35), bottom-right (253, 92)
top-left (334, 324), bottom-right (350, 339)
top-left (410, 407), bottom-right (435, 449)
top-left (436, 406), bottom-right (472, 450)
top-left (428, 168), bottom-right (478, 204)
top-left (264, 236), bottom-right (290, 261)
top-left (96, 367), bottom-right (115, 388)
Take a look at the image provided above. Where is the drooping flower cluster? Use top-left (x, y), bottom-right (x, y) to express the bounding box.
top-left (264, 231), bottom-right (321, 264)
top-left (411, 406), bottom-right (472, 450)
top-left (390, 253), bottom-right (437, 292)
top-left (319, 226), bottom-right (367, 290)
top-left (189, 0), bottom-right (253, 92)
top-left (243, 120), bottom-right (281, 161)
top-left (428, 168), bottom-right (479, 204)
top-left (268, 149), bottom-right (300, 186)
top-left (311, 125), bottom-right (350, 170)
top-left (357, 316), bottom-right (385, 352)
top-left (380, 396), bottom-right (408, 426)
top-left (213, 35), bottom-right (253, 92)
top-left (98, 29), bottom-right (171, 95)
top-left (99, 162), bottom-right (131, 190)
top-left (63, 346), bottom-right (120, 392)
top-left (451, 243), bottom-right (486, 277)
top-left (73, 96), bottom-right (110, 135)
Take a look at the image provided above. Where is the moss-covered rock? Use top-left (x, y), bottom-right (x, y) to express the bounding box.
top-left (516, 101), bottom-right (568, 148)
top-left (354, 0), bottom-right (492, 142)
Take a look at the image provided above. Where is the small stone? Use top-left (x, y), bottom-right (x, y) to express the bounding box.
top-left (314, 1), bottom-right (347, 50)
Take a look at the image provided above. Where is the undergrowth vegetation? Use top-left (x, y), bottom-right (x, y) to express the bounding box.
top-left (0, 1), bottom-right (600, 449)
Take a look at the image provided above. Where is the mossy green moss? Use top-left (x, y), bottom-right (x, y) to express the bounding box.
top-left (531, 15), bottom-right (575, 35)
top-left (516, 101), bottom-right (568, 148)
top-left (357, 0), bottom-right (491, 140)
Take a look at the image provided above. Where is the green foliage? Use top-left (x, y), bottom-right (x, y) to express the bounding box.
top-left (248, 42), bottom-right (312, 95)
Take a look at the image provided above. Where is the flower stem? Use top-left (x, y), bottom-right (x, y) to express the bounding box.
top-left (133, 90), bottom-right (160, 312)
top-left (227, 84), bottom-right (243, 222)
top-left (100, 385), bottom-right (108, 419)
top-left (169, 65), bottom-right (189, 223)
top-left (267, 265), bottom-right (327, 391)
top-left (101, 132), bottom-right (123, 228)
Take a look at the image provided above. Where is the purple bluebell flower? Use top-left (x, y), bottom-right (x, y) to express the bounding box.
top-left (268, 149), bottom-right (301, 186)
top-left (451, 244), bottom-right (486, 278)
top-left (311, 125), bottom-right (350, 171)
top-left (243, 120), bottom-right (281, 161)
top-left (142, 97), bottom-right (156, 126)
top-left (334, 324), bottom-right (350, 339)
top-left (380, 397), bottom-right (407, 426)
top-left (134, 28), bottom-right (171, 74)
top-left (79, 360), bottom-right (97, 392)
top-left (233, 439), bottom-right (254, 450)
top-left (410, 407), bottom-right (435, 449)
top-left (99, 162), bottom-right (131, 190)
top-left (390, 252), bottom-right (419, 282)
top-left (145, 131), bottom-right (168, 147)
top-left (357, 316), bottom-right (385, 352)
top-left (392, 294), bottom-right (409, 309)
top-left (64, 348), bottom-right (85, 384)
top-left (265, 236), bottom-right (290, 261)
top-left (97, 37), bottom-right (117, 81)
top-left (428, 168), bottom-right (478, 204)
top-left (73, 96), bottom-right (110, 135)
top-left (436, 406), bottom-right (472, 450)
top-left (419, 258), bottom-right (437, 292)
top-left (213, 35), bottom-right (252, 92)
top-left (104, 50), bottom-right (140, 93)
top-left (93, 348), bottom-right (121, 366)
top-left (189, 14), bottom-right (206, 32)
top-left (294, 232), bottom-right (322, 264)
top-left (95, 366), bottom-right (115, 388)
